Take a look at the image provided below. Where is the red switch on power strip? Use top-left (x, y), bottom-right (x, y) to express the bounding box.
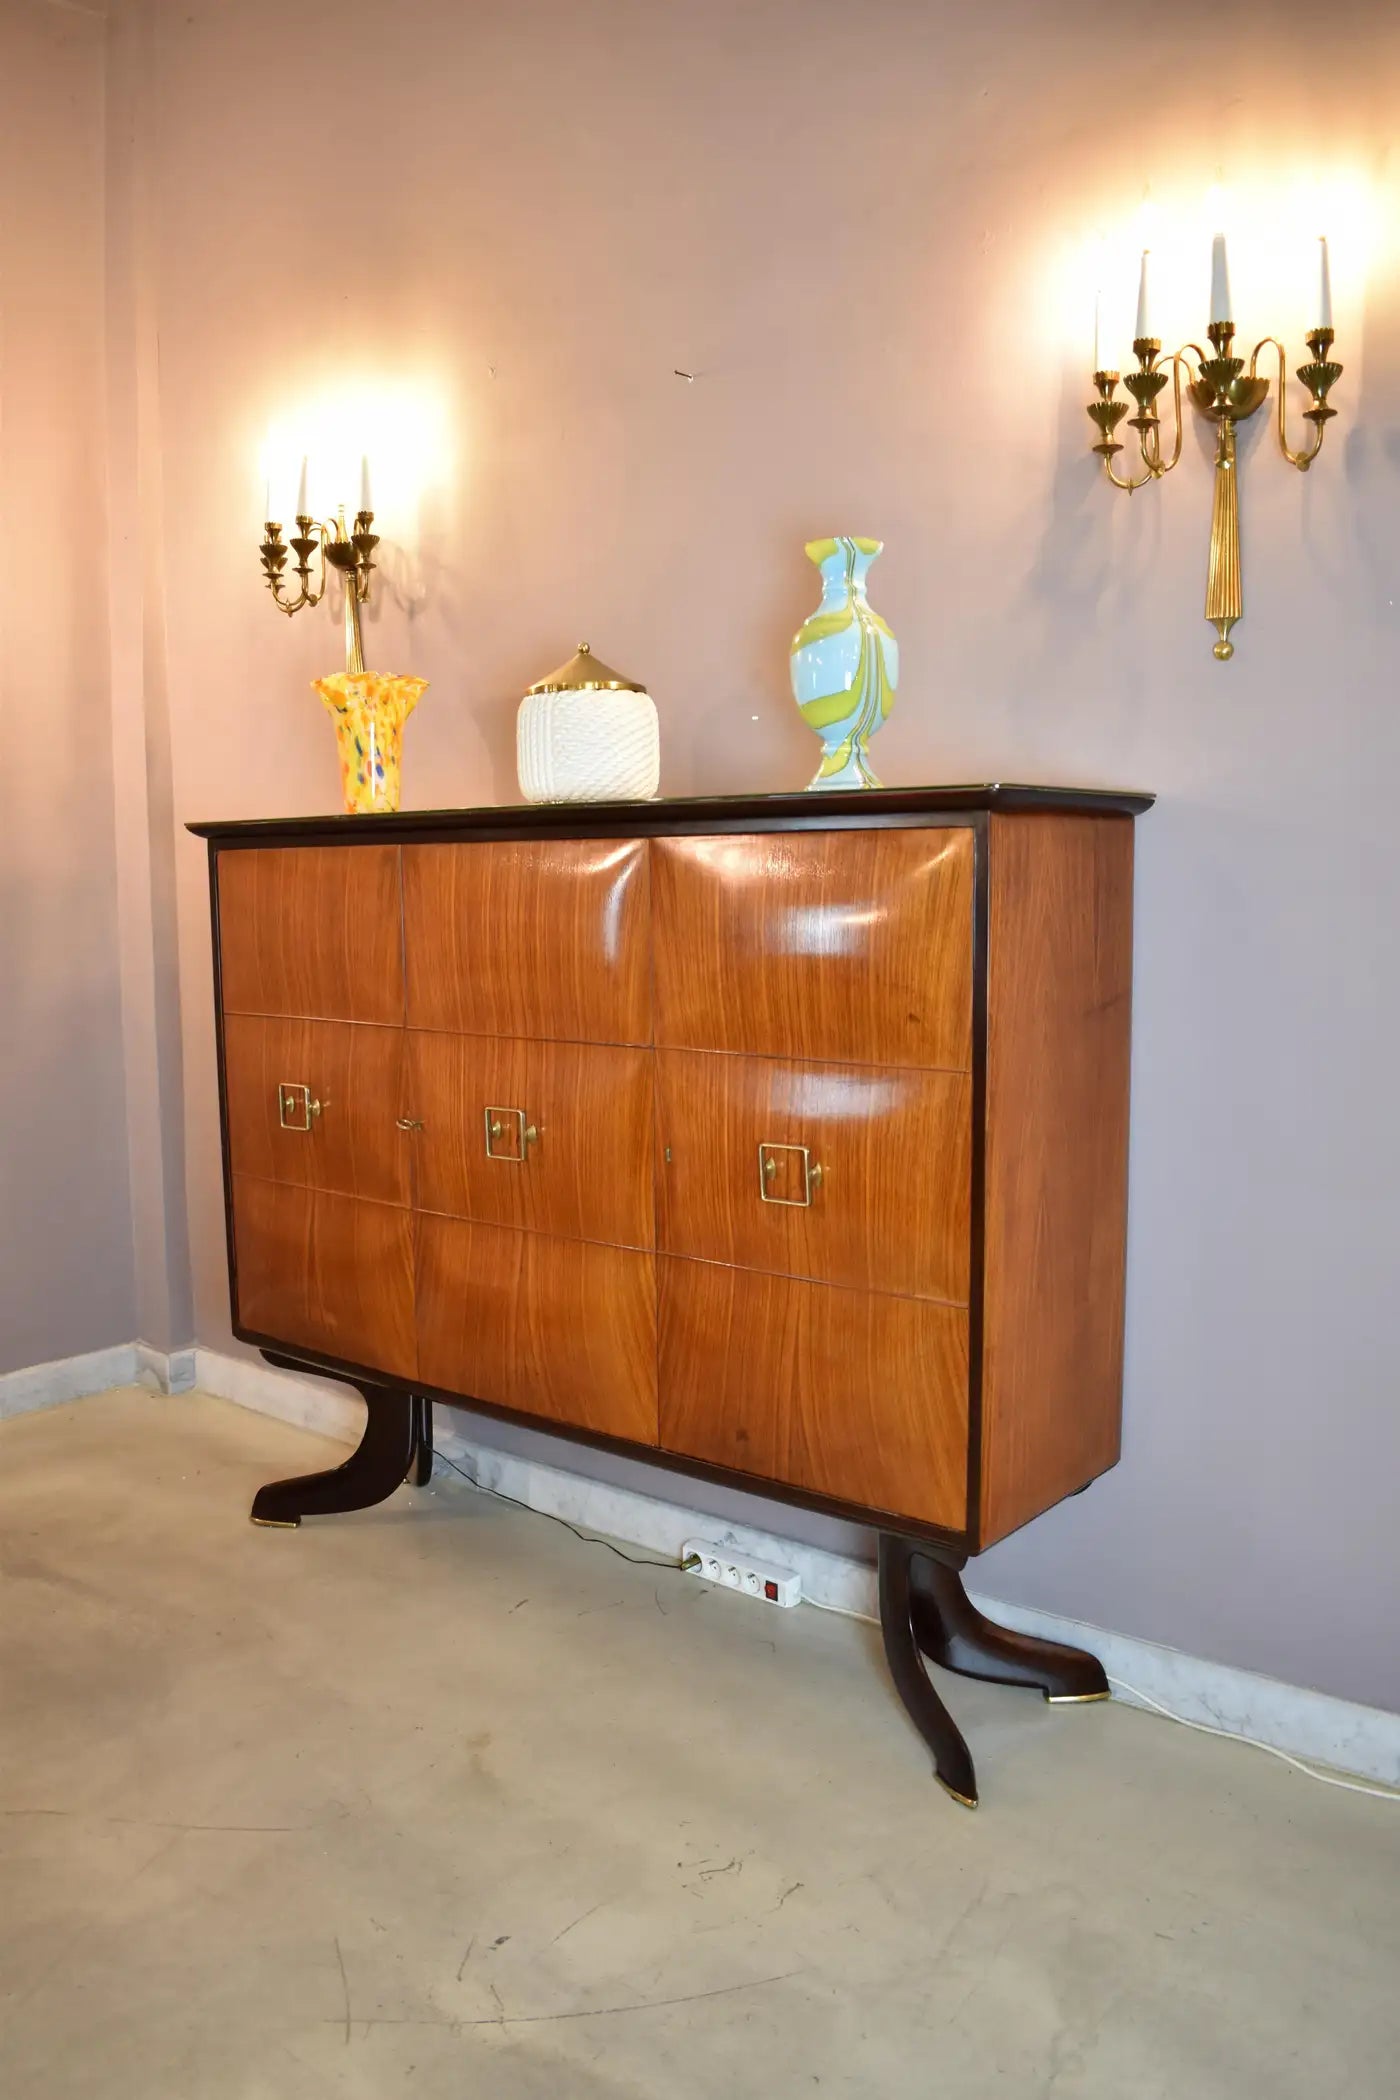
top-left (764, 1580), bottom-right (779, 1602)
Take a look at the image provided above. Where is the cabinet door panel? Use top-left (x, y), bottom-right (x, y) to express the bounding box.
top-left (232, 1177), bottom-right (416, 1379)
top-left (416, 1218), bottom-right (656, 1444)
top-left (408, 1034), bottom-right (653, 1249)
top-left (403, 840), bottom-right (650, 1044)
top-left (651, 828), bottom-right (973, 1069)
top-left (224, 1016), bottom-right (409, 1206)
top-left (217, 846), bottom-right (404, 1023)
top-left (658, 1259), bottom-right (967, 1529)
top-left (656, 1051), bottom-right (969, 1301)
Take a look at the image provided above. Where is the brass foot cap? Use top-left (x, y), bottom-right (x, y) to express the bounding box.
top-left (936, 1775), bottom-right (979, 1810)
top-left (250, 1512), bottom-right (300, 1529)
top-left (1047, 1689), bottom-right (1111, 1705)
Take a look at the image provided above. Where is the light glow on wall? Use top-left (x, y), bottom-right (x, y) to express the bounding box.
top-left (1051, 165), bottom-right (1380, 372)
top-left (259, 378), bottom-right (452, 535)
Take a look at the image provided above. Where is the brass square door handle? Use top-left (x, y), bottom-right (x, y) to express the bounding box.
top-left (396, 1116), bottom-right (424, 1133)
top-left (758, 1141), bottom-right (823, 1206)
top-left (485, 1106), bottom-right (540, 1162)
top-left (278, 1082), bottom-right (327, 1132)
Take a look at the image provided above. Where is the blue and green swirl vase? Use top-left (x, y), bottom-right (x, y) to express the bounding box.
top-left (789, 536), bottom-right (899, 791)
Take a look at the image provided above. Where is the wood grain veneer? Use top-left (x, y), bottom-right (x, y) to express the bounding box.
top-left (408, 1033), bottom-right (654, 1249)
top-left (402, 839), bottom-right (651, 1044)
top-left (232, 1176), bottom-right (416, 1380)
top-left (416, 1218), bottom-right (657, 1443)
top-left (658, 1259), bottom-right (968, 1529)
top-left (655, 1049), bottom-right (970, 1301)
top-left (217, 845), bottom-right (404, 1024)
top-left (651, 828), bottom-right (974, 1069)
top-left (224, 1015), bottom-right (410, 1207)
top-left (978, 813), bottom-right (1135, 1546)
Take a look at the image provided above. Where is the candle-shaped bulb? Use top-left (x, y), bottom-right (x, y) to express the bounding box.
top-left (1317, 236), bottom-right (1333, 330)
top-left (1135, 250), bottom-right (1152, 342)
top-left (263, 473), bottom-right (272, 525)
top-left (359, 454), bottom-right (372, 516)
top-left (1093, 287), bottom-right (1103, 373)
top-left (1209, 234), bottom-right (1232, 326)
top-left (296, 455), bottom-right (310, 519)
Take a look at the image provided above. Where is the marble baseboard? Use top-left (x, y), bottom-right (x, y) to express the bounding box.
top-left (0, 1343), bottom-right (143, 1418)
top-left (0, 1340), bottom-right (201, 1419)
top-left (126, 1348), bottom-right (1400, 1791)
top-left (136, 1341), bottom-right (197, 1394)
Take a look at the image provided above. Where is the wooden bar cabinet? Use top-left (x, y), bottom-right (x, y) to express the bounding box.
top-left (190, 783), bottom-right (1152, 1805)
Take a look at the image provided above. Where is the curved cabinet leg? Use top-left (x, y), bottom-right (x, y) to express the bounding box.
top-left (908, 1553), bottom-right (1110, 1704)
top-left (407, 1395), bottom-right (434, 1487)
top-left (250, 1354), bottom-right (416, 1528)
top-left (878, 1535), bottom-right (979, 1807)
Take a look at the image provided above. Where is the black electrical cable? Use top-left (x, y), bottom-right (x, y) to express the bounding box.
top-left (433, 1449), bottom-right (699, 1574)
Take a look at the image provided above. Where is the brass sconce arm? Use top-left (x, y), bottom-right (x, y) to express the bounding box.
top-left (259, 506), bottom-right (379, 674)
top-left (259, 515), bottom-right (329, 616)
top-left (1088, 341), bottom-right (1186, 492)
top-left (1250, 330), bottom-right (1343, 472)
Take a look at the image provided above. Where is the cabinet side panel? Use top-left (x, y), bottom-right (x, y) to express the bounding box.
top-left (979, 813), bottom-right (1134, 1546)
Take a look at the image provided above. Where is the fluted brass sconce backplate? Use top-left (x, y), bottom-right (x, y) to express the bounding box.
top-left (1088, 319), bottom-right (1342, 659)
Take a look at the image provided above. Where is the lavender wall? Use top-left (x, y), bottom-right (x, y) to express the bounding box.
top-left (113, 0), bottom-right (1400, 1706)
top-left (0, 0), bottom-right (137, 1373)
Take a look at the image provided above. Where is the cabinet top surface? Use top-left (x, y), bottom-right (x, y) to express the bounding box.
top-left (189, 782), bottom-right (1153, 846)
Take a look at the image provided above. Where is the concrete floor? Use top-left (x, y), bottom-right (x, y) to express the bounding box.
top-left (1, 1391), bottom-right (1397, 2099)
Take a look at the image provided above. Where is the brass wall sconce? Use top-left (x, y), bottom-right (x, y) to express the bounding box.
top-left (258, 484), bottom-right (379, 673)
top-left (1087, 237), bottom-right (1343, 658)
top-left (254, 452), bottom-right (426, 815)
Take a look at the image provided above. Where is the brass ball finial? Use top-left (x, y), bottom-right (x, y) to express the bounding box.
top-left (1213, 638), bottom-right (1234, 660)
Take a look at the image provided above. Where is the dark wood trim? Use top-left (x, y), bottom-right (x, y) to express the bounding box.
top-left (188, 782), bottom-right (1153, 847)
top-left (208, 846), bottom-right (240, 1325)
top-left (965, 815), bottom-right (990, 1553)
top-left (243, 1331), bottom-right (974, 1554)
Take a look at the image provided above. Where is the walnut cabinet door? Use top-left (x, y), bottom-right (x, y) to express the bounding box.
top-left (650, 823), bottom-right (977, 1529)
top-left (399, 837), bottom-right (658, 1444)
top-left (655, 1048), bottom-right (970, 1302)
top-left (217, 845), bottom-right (416, 1375)
top-left (650, 827), bottom-right (974, 1068)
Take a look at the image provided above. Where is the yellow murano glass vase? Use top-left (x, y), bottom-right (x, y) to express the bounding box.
top-left (313, 672), bottom-right (427, 815)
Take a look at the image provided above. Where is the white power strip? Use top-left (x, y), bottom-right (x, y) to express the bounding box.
top-left (682, 1538), bottom-right (802, 1608)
